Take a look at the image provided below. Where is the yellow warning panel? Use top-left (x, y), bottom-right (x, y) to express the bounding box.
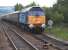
top-left (28, 16), bottom-right (46, 24)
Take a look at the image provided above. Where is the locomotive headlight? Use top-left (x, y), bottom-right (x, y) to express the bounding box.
top-left (41, 24), bottom-right (46, 28)
top-left (29, 24), bottom-right (34, 28)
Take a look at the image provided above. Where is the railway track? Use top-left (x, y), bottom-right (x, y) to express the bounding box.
top-left (1, 21), bottom-right (37, 50)
top-left (0, 22), bottom-right (15, 50)
top-left (32, 34), bottom-right (68, 50)
top-left (2, 21), bottom-right (60, 50)
top-left (44, 34), bottom-right (68, 50)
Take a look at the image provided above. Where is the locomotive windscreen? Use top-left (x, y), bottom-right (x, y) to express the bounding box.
top-left (28, 11), bottom-right (44, 16)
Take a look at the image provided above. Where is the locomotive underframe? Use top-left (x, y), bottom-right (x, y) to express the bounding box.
top-left (20, 23), bottom-right (45, 34)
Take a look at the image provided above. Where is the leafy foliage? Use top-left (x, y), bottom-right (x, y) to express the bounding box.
top-left (55, 0), bottom-right (68, 23)
top-left (15, 3), bottom-right (23, 11)
top-left (45, 0), bottom-right (68, 24)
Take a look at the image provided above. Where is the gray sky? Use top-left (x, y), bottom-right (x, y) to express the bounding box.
top-left (0, 0), bottom-right (57, 7)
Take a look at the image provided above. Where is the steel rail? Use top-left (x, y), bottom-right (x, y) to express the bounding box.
top-left (1, 22), bottom-right (17, 50)
top-left (2, 21), bottom-right (39, 50)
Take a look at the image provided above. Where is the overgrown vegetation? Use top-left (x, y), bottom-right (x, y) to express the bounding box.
top-left (45, 26), bottom-right (68, 40)
top-left (45, 0), bottom-right (68, 40)
top-left (45, 0), bottom-right (68, 23)
top-left (15, 3), bottom-right (23, 11)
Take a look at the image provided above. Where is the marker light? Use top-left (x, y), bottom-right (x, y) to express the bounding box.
top-left (41, 24), bottom-right (46, 28)
top-left (29, 24), bottom-right (34, 28)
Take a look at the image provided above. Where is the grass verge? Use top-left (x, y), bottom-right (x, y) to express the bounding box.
top-left (45, 25), bottom-right (68, 41)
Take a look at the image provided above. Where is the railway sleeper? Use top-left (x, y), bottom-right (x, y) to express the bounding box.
top-left (42, 41), bottom-right (52, 49)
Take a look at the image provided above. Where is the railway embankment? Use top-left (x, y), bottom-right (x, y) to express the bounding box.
top-left (43, 33), bottom-right (68, 50)
top-left (45, 33), bottom-right (68, 44)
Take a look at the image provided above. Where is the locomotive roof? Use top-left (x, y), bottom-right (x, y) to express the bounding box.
top-left (21, 6), bottom-right (43, 12)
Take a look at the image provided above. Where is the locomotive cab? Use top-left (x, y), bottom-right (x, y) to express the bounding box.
top-left (28, 7), bottom-right (46, 33)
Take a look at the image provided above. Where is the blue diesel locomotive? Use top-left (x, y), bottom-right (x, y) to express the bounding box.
top-left (2, 7), bottom-right (46, 33)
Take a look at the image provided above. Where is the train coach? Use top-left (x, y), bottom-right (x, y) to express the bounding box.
top-left (2, 6), bottom-right (46, 33)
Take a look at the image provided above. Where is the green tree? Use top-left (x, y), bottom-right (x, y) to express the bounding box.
top-left (45, 0), bottom-right (68, 24)
top-left (24, 1), bottom-right (38, 8)
top-left (45, 7), bottom-right (64, 24)
top-left (53, 0), bottom-right (68, 23)
top-left (52, 11), bottom-right (64, 23)
top-left (15, 3), bottom-right (23, 11)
